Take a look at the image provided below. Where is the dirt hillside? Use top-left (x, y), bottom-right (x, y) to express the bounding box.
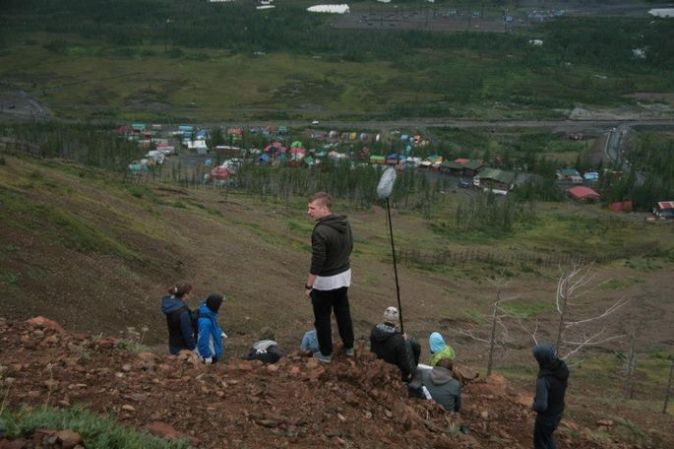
top-left (2, 154), bottom-right (673, 358)
top-left (1, 154), bottom-right (673, 449)
top-left (0, 316), bottom-right (652, 449)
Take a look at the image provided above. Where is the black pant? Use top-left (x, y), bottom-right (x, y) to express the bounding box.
top-left (409, 339), bottom-right (421, 365)
top-left (534, 415), bottom-right (561, 449)
top-left (311, 287), bottom-right (354, 356)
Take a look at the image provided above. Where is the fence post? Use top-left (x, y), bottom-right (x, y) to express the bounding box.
top-left (624, 331), bottom-right (637, 399)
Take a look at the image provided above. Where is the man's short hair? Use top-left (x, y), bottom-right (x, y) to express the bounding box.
top-left (308, 192), bottom-right (332, 210)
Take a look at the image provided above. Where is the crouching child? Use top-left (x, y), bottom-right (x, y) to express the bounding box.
top-left (245, 327), bottom-right (283, 364)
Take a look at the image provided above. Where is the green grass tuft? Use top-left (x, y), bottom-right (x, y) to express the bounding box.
top-left (126, 185), bottom-right (160, 202)
top-left (287, 219), bottom-right (313, 235)
top-left (205, 207), bottom-right (223, 217)
top-left (0, 406), bottom-right (191, 449)
top-left (500, 302), bottom-right (552, 318)
top-left (462, 308), bottom-right (489, 325)
top-left (0, 272), bottom-right (21, 286)
top-left (599, 278), bottom-right (643, 290)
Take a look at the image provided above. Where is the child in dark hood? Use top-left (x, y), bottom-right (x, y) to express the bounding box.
top-left (421, 357), bottom-right (461, 412)
top-left (160, 283), bottom-right (196, 355)
top-left (196, 294), bottom-right (226, 364)
top-left (531, 344), bottom-right (569, 449)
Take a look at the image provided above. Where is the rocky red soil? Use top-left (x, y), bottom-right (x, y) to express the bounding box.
top-left (0, 317), bottom-right (645, 449)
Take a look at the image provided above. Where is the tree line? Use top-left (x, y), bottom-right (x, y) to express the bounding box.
top-left (5, 1), bottom-right (673, 75)
top-left (604, 133), bottom-right (674, 210)
top-left (0, 124), bottom-right (143, 172)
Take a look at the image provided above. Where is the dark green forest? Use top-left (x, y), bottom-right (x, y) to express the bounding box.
top-left (3, 0), bottom-right (673, 117)
top-left (3, 0), bottom-right (673, 71)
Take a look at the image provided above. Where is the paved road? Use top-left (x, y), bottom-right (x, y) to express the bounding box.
top-left (201, 118), bottom-right (674, 136)
top-left (604, 124), bottom-right (647, 186)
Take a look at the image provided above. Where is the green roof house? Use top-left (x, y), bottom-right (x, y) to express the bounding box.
top-left (476, 168), bottom-right (516, 193)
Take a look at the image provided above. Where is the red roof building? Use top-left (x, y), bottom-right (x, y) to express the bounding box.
top-left (567, 186), bottom-right (601, 202)
top-left (608, 200), bottom-right (633, 212)
top-left (209, 166), bottom-right (232, 181)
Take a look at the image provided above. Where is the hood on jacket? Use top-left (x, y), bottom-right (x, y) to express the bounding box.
top-left (206, 294), bottom-right (224, 313)
top-left (533, 343), bottom-right (570, 381)
top-left (430, 366), bottom-right (454, 385)
top-left (316, 214), bottom-right (349, 234)
top-left (429, 332), bottom-right (446, 353)
top-left (161, 295), bottom-right (187, 314)
top-left (533, 343), bottom-right (556, 366)
top-left (198, 302), bottom-right (218, 318)
top-left (371, 323), bottom-right (398, 342)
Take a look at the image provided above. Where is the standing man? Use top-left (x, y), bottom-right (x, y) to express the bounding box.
top-left (532, 343), bottom-right (569, 449)
top-left (305, 192), bottom-right (354, 363)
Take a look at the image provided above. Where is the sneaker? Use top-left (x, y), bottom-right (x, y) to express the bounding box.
top-left (312, 352), bottom-right (332, 363)
top-left (344, 348), bottom-right (355, 357)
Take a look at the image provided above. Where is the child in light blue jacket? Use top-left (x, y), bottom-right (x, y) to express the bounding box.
top-left (429, 332), bottom-right (456, 366)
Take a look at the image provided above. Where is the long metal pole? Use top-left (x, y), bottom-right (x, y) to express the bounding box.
top-left (385, 197), bottom-right (404, 333)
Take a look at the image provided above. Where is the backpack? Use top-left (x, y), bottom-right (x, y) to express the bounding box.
top-left (188, 307), bottom-right (200, 340)
top-left (169, 306), bottom-right (200, 341)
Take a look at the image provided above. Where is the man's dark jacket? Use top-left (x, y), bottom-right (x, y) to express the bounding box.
top-left (532, 344), bottom-right (569, 419)
top-left (370, 323), bottom-right (416, 380)
top-left (310, 214), bottom-right (353, 277)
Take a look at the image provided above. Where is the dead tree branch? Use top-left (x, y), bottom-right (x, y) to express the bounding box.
top-left (565, 297), bottom-right (629, 328)
top-left (554, 266), bottom-right (630, 360)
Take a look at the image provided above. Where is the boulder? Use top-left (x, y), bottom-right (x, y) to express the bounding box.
top-left (95, 338), bottom-right (116, 349)
top-left (25, 317), bottom-right (64, 333)
top-left (55, 430), bottom-right (82, 449)
top-left (0, 438), bottom-right (29, 449)
top-left (145, 422), bottom-right (182, 439)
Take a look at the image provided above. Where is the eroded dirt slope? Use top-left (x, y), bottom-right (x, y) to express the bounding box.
top-left (0, 317), bottom-right (654, 449)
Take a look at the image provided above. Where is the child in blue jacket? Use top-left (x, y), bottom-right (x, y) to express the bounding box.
top-left (196, 294), bottom-right (225, 364)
